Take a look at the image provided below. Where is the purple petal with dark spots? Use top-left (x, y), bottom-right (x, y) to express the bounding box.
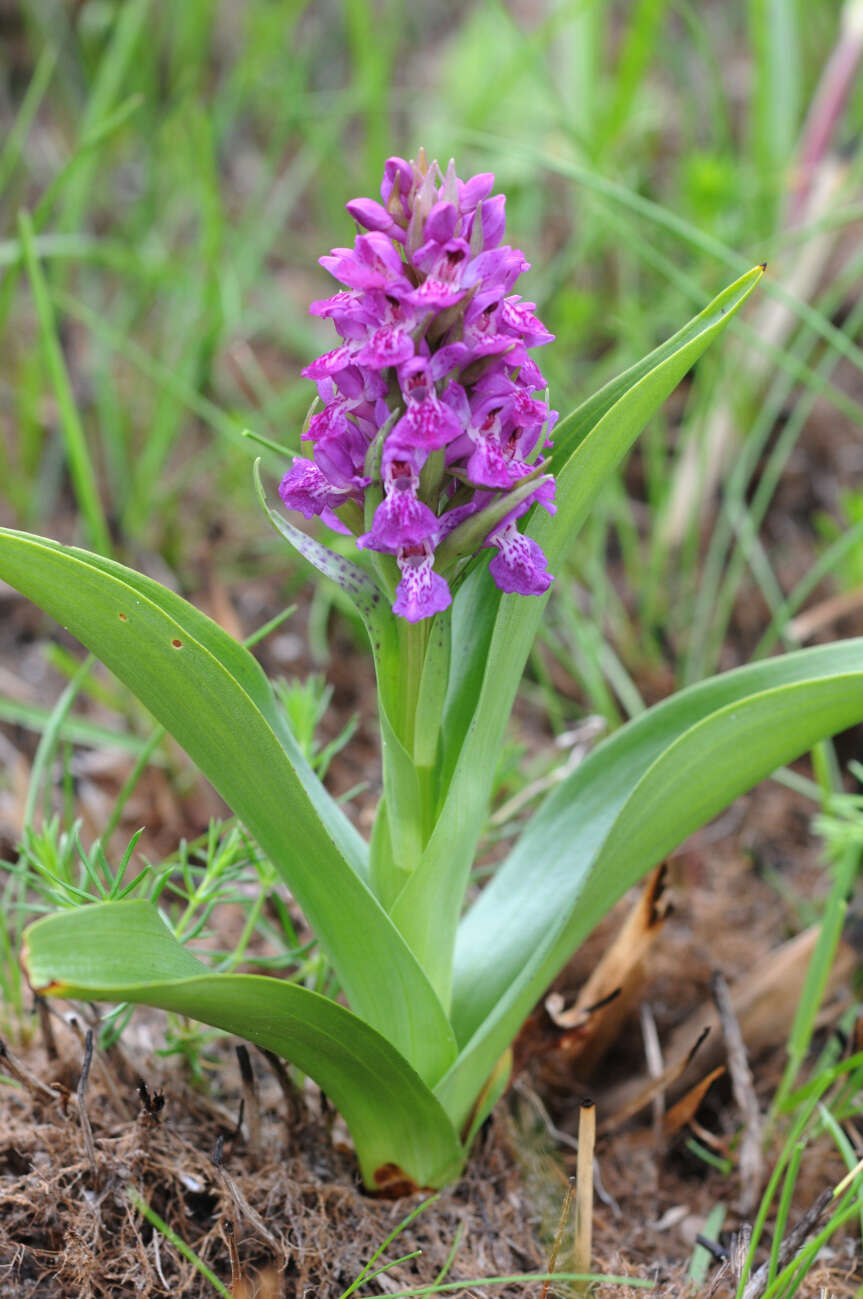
top-left (488, 523), bottom-right (553, 596)
top-left (393, 547), bottom-right (452, 622)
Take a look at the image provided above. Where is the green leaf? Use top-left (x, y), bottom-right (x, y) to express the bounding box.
top-left (254, 460), bottom-right (389, 633)
top-left (0, 528), bottom-right (457, 1086)
top-left (254, 465), bottom-right (425, 907)
top-left (435, 639), bottom-right (863, 1127)
top-left (542, 267), bottom-right (764, 482)
top-left (22, 900), bottom-right (464, 1190)
top-left (390, 267), bottom-right (765, 1001)
top-left (375, 703), bottom-right (426, 906)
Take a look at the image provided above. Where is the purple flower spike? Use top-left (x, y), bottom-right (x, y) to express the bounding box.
top-left (282, 152), bottom-right (557, 620)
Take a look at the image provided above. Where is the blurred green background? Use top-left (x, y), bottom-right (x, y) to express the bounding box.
top-left (1, 0), bottom-right (862, 704)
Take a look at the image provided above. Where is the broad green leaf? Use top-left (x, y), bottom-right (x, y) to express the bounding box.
top-left (539, 266), bottom-right (765, 566)
top-left (391, 267), bottom-right (765, 999)
top-left (22, 901), bottom-right (464, 1190)
top-left (542, 266), bottom-right (765, 478)
top-left (0, 528), bottom-right (457, 1085)
top-left (435, 639), bottom-right (863, 1127)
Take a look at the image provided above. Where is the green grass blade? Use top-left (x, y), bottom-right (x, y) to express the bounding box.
top-left (126, 1185), bottom-right (231, 1297)
top-left (54, 0), bottom-right (152, 235)
top-left (350, 1274), bottom-right (653, 1296)
top-left (688, 1203), bottom-right (726, 1288)
top-left (478, 135), bottom-right (863, 383)
top-left (23, 654), bottom-right (93, 828)
top-left (749, 0), bottom-right (800, 225)
top-left (772, 842), bottom-right (861, 1112)
top-left (0, 694), bottom-right (152, 755)
top-left (767, 1141), bottom-right (804, 1288)
top-left (16, 210), bottom-right (111, 554)
top-left (0, 234), bottom-right (169, 277)
top-left (52, 289), bottom-right (246, 447)
top-left (817, 1105), bottom-right (863, 1252)
top-left (0, 44), bottom-right (58, 198)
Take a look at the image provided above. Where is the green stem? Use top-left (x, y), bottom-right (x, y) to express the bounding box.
top-left (416, 763), bottom-right (437, 844)
top-left (398, 618), bottom-right (430, 758)
top-left (369, 615), bottom-right (447, 919)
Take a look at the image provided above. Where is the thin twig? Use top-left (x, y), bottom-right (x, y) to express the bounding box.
top-left (741, 1190), bottom-right (832, 1299)
top-left (151, 1227), bottom-right (169, 1290)
top-left (574, 1099), bottom-right (596, 1297)
top-left (729, 1224), bottom-right (752, 1290)
top-left (788, 585), bottom-right (863, 643)
top-left (712, 970), bottom-right (764, 1215)
top-left (599, 1027), bottom-right (711, 1133)
top-left (513, 1077), bottom-right (580, 1152)
top-left (639, 1000), bottom-right (665, 1142)
top-left (695, 1234), bottom-right (729, 1263)
top-left (259, 1047), bottom-right (304, 1127)
top-left (77, 1028), bottom-right (98, 1182)
top-left (0, 1037), bottom-right (62, 1102)
top-left (221, 1218), bottom-right (243, 1293)
top-left (833, 1154), bottom-right (863, 1197)
top-left (230, 1098), bottom-right (245, 1149)
top-left (211, 1137), bottom-right (280, 1250)
top-left (69, 1010), bottom-right (133, 1119)
top-left (35, 995), bottom-right (58, 1060)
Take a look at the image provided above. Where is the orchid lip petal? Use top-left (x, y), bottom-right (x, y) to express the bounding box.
top-left (393, 544), bottom-right (452, 621)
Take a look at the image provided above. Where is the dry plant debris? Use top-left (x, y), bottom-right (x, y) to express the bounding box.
top-left (0, 1021), bottom-right (545, 1299)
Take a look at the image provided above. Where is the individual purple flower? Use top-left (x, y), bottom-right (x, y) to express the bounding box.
top-left (408, 236), bottom-right (471, 310)
top-left (487, 522), bottom-right (554, 595)
top-left (279, 458), bottom-right (341, 519)
top-left (282, 151), bottom-right (558, 620)
top-left (278, 458), bottom-right (352, 534)
top-left (393, 543), bottom-right (452, 622)
top-left (354, 326), bottom-right (415, 371)
top-left (392, 393), bottom-right (463, 451)
top-left (359, 458), bottom-right (438, 554)
top-left (320, 233), bottom-right (411, 292)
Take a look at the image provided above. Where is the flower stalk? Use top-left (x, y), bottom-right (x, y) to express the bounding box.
top-left (280, 152), bottom-right (561, 920)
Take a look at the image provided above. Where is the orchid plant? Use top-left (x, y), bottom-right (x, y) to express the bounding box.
top-left (6, 154), bottom-right (863, 1194)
